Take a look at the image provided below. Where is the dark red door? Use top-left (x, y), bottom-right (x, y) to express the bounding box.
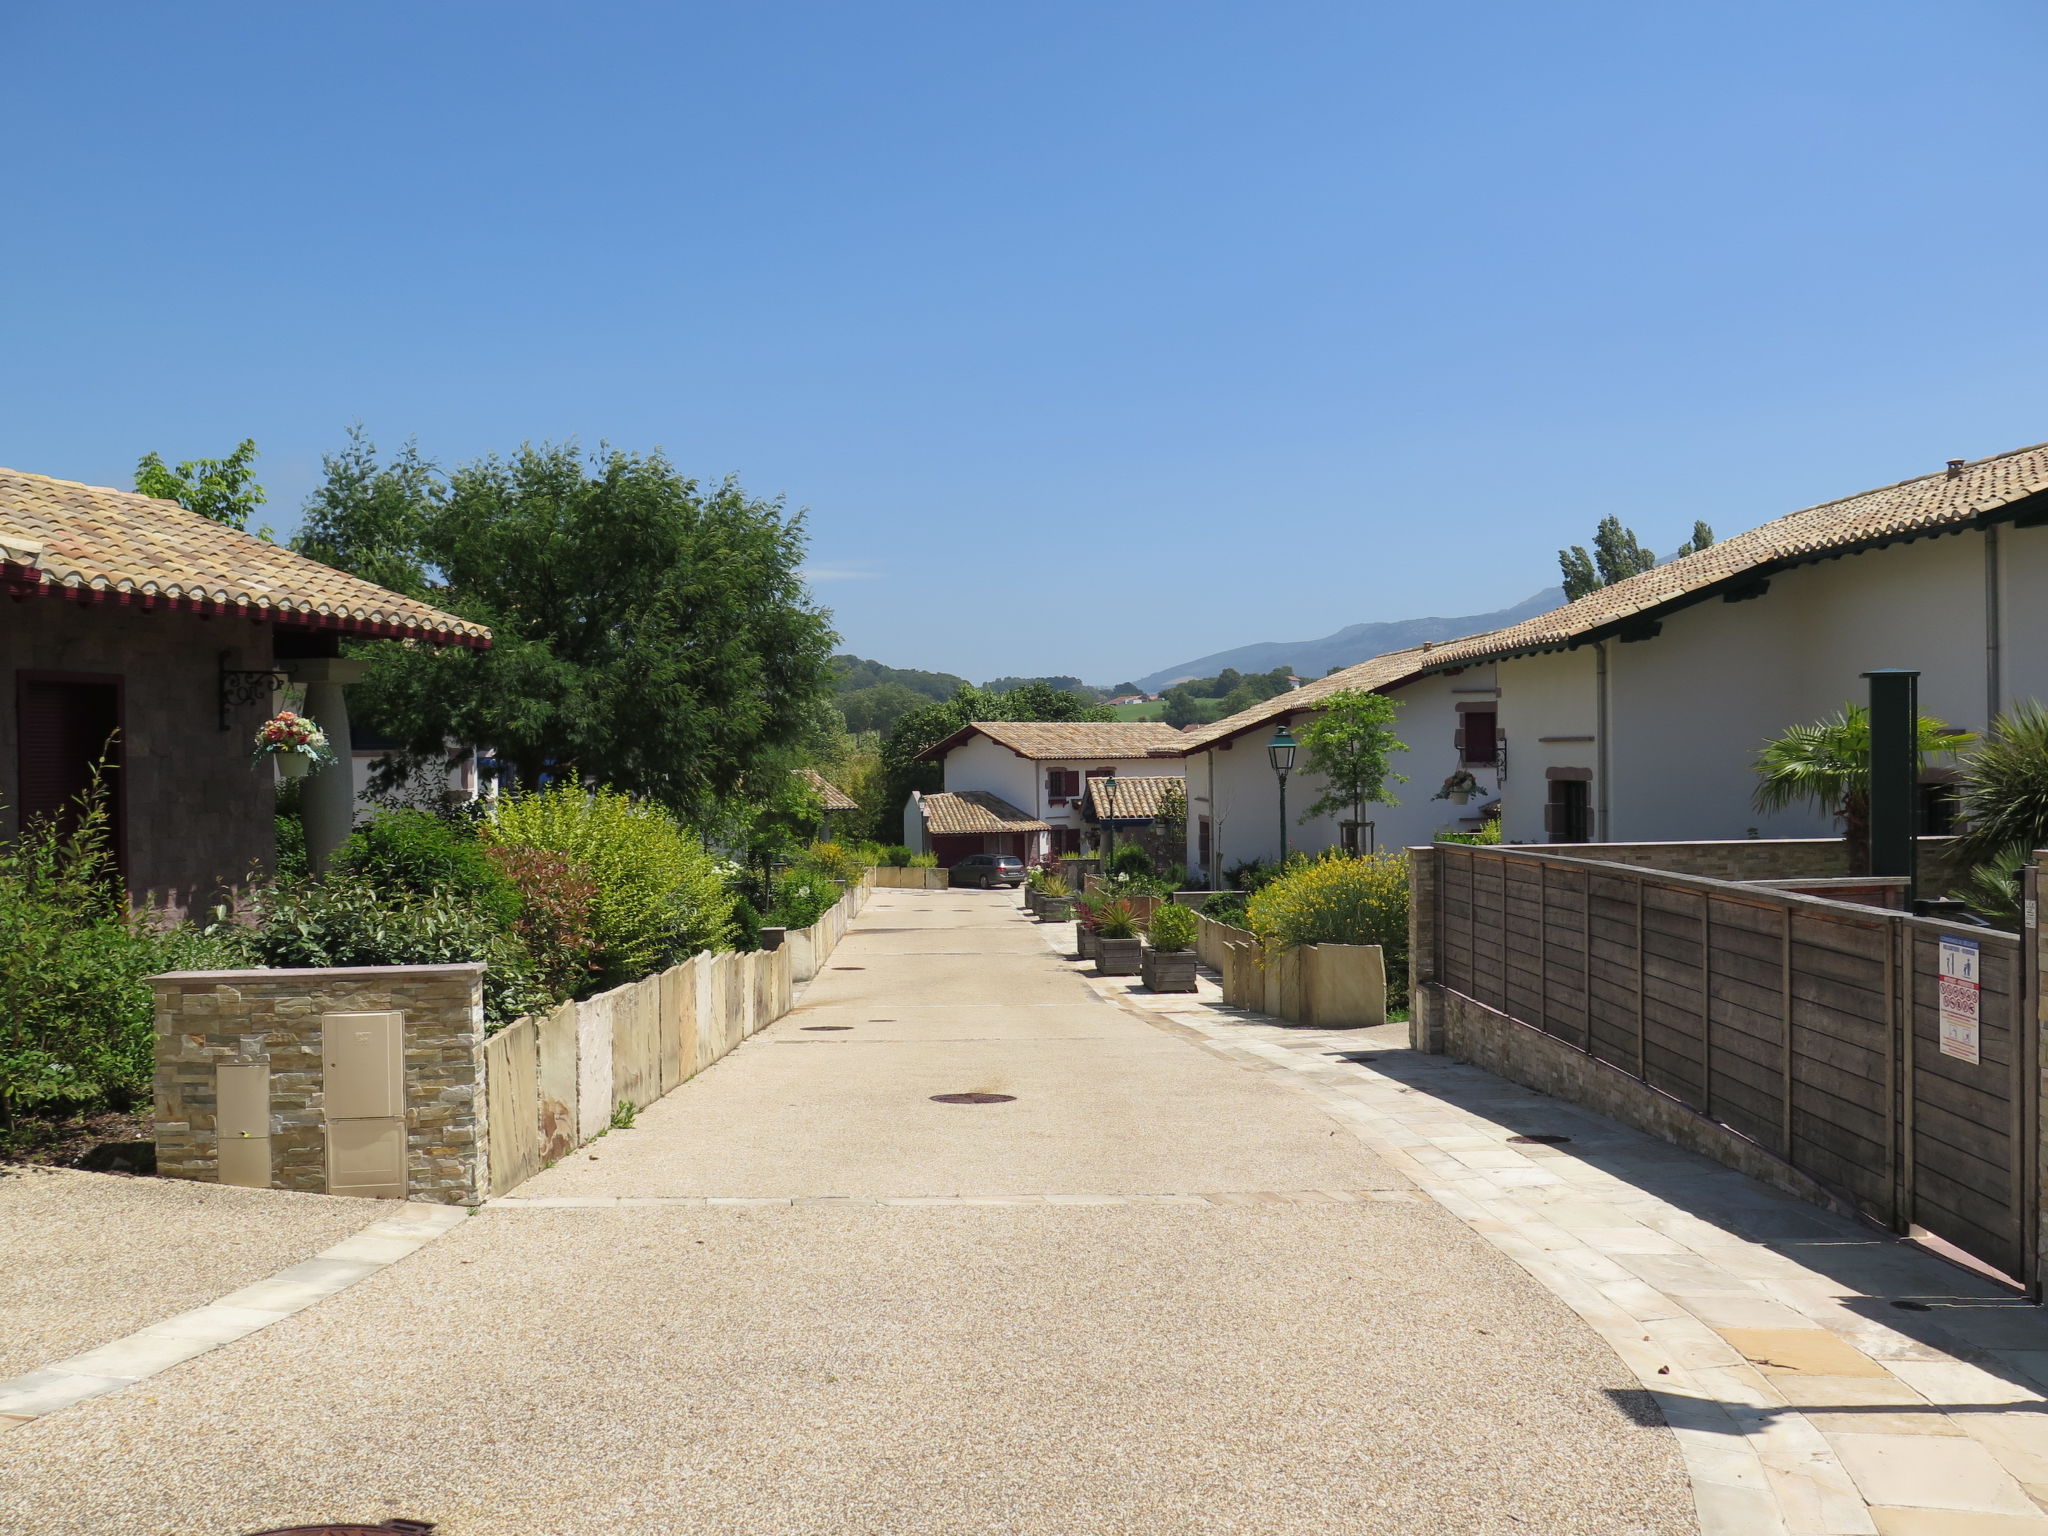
top-left (17, 677), bottom-right (123, 857)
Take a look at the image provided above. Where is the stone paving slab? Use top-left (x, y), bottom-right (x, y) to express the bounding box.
top-left (1054, 927), bottom-right (2048, 1535)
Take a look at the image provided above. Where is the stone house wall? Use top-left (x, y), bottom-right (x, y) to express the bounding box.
top-left (0, 598), bottom-right (276, 915)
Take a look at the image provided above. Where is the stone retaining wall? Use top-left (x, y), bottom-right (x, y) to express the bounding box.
top-left (152, 963), bottom-right (486, 1204)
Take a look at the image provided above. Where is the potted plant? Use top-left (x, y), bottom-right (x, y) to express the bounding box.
top-left (1434, 769), bottom-right (1483, 806)
top-left (1140, 902), bottom-right (1198, 992)
top-left (253, 710), bottom-right (333, 780)
top-left (1093, 898), bottom-right (1142, 976)
top-left (1035, 872), bottom-right (1074, 922)
top-left (1073, 890), bottom-right (1104, 961)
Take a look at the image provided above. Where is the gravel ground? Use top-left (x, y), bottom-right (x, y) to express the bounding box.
top-left (0, 1166), bottom-right (386, 1380)
top-left (0, 889), bottom-right (1696, 1534)
top-left (0, 1201), bottom-right (1694, 1536)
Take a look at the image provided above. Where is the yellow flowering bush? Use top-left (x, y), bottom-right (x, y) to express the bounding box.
top-left (1246, 851), bottom-right (1409, 989)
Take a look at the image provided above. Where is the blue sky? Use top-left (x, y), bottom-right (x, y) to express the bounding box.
top-left (5, 2), bottom-right (2046, 684)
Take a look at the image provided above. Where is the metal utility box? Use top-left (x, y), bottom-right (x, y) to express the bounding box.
top-left (215, 1061), bottom-right (272, 1188)
top-left (323, 1012), bottom-right (404, 1119)
top-left (322, 1011), bottom-right (407, 1198)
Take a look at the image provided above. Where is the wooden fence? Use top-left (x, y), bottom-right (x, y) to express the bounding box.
top-left (1426, 845), bottom-right (2037, 1286)
top-left (482, 874), bottom-right (871, 1197)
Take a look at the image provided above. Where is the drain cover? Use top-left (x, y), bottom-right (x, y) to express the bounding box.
top-left (245, 1523), bottom-right (434, 1536)
top-left (1507, 1134), bottom-right (1572, 1145)
top-left (803, 1025), bottom-right (853, 1031)
top-left (930, 1092), bottom-right (1016, 1104)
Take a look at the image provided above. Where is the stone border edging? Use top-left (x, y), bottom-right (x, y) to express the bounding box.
top-left (0, 1201), bottom-right (468, 1429)
top-left (486, 1190), bottom-right (1421, 1209)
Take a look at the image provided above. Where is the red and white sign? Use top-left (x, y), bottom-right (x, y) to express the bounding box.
top-left (1938, 936), bottom-right (1981, 1065)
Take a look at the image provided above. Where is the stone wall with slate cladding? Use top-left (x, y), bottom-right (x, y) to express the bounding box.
top-left (152, 963), bottom-right (486, 1205)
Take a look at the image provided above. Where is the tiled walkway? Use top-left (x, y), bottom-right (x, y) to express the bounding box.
top-left (1055, 925), bottom-right (2048, 1536)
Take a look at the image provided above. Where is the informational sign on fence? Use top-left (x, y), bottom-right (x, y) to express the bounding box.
top-left (1938, 935), bottom-right (1982, 1065)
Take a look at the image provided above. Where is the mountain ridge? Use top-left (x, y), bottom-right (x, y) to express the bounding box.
top-left (1134, 588), bottom-right (1564, 693)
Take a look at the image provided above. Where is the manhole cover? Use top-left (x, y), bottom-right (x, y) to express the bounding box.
top-left (1507, 1134), bottom-right (1572, 1145)
top-left (930, 1092), bottom-right (1016, 1104)
top-left (245, 1523), bottom-right (434, 1536)
top-left (803, 1026), bottom-right (853, 1031)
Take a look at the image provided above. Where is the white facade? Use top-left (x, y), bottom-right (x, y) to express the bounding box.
top-left (1183, 666), bottom-right (1503, 879)
top-left (906, 729), bottom-right (1186, 856)
top-left (1183, 515), bottom-right (2048, 865)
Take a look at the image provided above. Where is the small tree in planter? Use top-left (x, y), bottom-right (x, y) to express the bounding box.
top-left (1092, 898), bottom-right (1143, 976)
top-left (1297, 689), bottom-right (1408, 837)
top-left (1140, 901), bottom-right (1197, 992)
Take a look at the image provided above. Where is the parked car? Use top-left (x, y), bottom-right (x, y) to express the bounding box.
top-left (952, 854), bottom-right (1026, 889)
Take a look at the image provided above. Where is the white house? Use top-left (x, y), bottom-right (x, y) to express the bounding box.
top-left (1170, 645), bottom-right (1508, 882)
top-left (905, 720), bottom-right (1187, 867)
top-left (1177, 439), bottom-right (2048, 871)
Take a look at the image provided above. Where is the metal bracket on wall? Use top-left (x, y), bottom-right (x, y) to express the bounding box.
top-left (218, 651), bottom-right (288, 731)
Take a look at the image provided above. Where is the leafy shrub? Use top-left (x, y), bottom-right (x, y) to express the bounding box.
top-left (1037, 873), bottom-right (1071, 899)
top-left (879, 845), bottom-right (915, 868)
top-left (1106, 844), bottom-right (1154, 879)
top-left (1146, 902), bottom-right (1196, 953)
top-left (908, 852), bottom-right (938, 867)
top-left (1094, 898), bottom-right (1140, 940)
top-left (1956, 843), bottom-right (2028, 928)
top-left (1226, 858), bottom-right (1280, 893)
top-left (334, 809), bottom-right (519, 926)
top-left (488, 786), bottom-right (735, 988)
top-left (804, 841), bottom-right (867, 884)
top-left (1247, 851), bottom-right (1410, 990)
top-left (1200, 892), bottom-right (1250, 927)
top-left (1436, 819), bottom-right (1502, 846)
top-left (1104, 868), bottom-right (1173, 898)
top-left (0, 800), bottom-right (248, 1120)
top-left (485, 845), bottom-right (602, 999)
top-left (241, 874), bottom-right (552, 1026)
top-left (766, 867), bottom-right (843, 929)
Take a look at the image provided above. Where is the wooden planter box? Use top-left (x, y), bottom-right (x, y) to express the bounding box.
top-left (1095, 936), bottom-right (1142, 976)
top-left (1140, 946), bottom-right (1197, 992)
top-left (1077, 928), bottom-right (1098, 963)
top-left (1023, 887), bottom-right (1043, 915)
top-left (1039, 897), bottom-right (1074, 923)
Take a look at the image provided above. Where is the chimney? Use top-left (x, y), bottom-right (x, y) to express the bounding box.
top-left (1947, 458), bottom-right (1967, 478)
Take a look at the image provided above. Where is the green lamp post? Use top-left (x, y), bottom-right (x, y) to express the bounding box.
top-left (1100, 771), bottom-right (1118, 866)
top-left (1267, 724), bottom-right (1297, 861)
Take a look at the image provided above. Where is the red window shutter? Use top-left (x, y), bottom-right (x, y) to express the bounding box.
top-left (17, 680), bottom-right (122, 843)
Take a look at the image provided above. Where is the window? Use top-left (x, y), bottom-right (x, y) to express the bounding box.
top-left (1046, 767), bottom-right (1080, 802)
top-left (1457, 708), bottom-right (1498, 766)
top-left (1919, 782), bottom-right (1960, 837)
top-left (1545, 779), bottom-right (1590, 843)
top-left (1055, 827), bottom-right (1083, 855)
top-left (1197, 816), bottom-right (1211, 871)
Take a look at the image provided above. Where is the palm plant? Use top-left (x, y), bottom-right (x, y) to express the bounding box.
top-left (1953, 703), bottom-right (2048, 861)
top-left (1751, 704), bottom-right (1970, 874)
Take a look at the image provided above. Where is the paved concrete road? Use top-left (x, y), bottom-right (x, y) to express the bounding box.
top-left (0, 888), bottom-right (1695, 1536)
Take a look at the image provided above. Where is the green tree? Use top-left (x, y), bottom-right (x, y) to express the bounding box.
top-left (1295, 689), bottom-right (1409, 837)
top-left (134, 438), bottom-right (266, 533)
top-left (837, 681), bottom-right (929, 736)
top-left (1673, 520), bottom-right (1715, 558)
top-left (297, 437), bottom-right (835, 817)
top-left (1559, 515), bottom-right (1657, 600)
top-left (1751, 703), bottom-right (1970, 874)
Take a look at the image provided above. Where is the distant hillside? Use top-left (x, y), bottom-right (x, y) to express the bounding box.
top-left (1134, 589), bottom-right (1564, 692)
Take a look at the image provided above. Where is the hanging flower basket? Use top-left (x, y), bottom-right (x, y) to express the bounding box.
top-left (253, 711), bottom-right (334, 777)
top-left (1434, 770), bottom-right (1483, 804)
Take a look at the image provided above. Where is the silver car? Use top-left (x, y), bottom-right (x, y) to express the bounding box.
top-left (952, 853), bottom-right (1026, 889)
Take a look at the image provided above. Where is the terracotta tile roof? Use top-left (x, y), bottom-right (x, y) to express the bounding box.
top-left (1082, 775), bottom-right (1185, 822)
top-left (1169, 440), bottom-right (2048, 753)
top-left (1166, 643), bottom-right (1466, 752)
top-left (918, 790), bottom-right (1050, 836)
top-left (1421, 440), bottom-right (2048, 670)
top-left (917, 719), bottom-right (1190, 763)
top-left (0, 468), bottom-right (491, 646)
top-left (794, 767), bottom-right (859, 812)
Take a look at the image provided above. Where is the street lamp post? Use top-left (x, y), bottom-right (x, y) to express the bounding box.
top-left (1267, 725), bottom-right (1296, 863)
top-left (1100, 772), bottom-right (1118, 868)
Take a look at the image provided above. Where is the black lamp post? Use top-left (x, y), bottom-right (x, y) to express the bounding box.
top-left (1267, 725), bottom-right (1296, 861)
top-left (1100, 772), bottom-right (1118, 866)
